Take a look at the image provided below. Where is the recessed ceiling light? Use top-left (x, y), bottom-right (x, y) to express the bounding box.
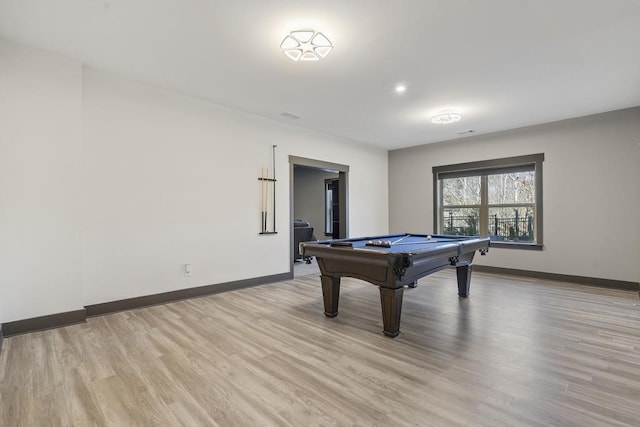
top-left (280, 29), bottom-right (333, 61)
top-left (395, 84), bottom-right (406, 94)
top-left (431, 110), bottom-right (462, 124)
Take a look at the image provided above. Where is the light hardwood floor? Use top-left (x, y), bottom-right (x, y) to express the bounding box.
top-left (1, 270), bottom-right (639, 426)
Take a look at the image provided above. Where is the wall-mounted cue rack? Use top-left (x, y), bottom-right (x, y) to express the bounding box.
top-left (258, 144), bottom-right (277, 235)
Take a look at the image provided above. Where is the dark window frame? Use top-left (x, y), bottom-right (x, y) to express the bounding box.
top-left (433, 153), bottom-right (544, 250)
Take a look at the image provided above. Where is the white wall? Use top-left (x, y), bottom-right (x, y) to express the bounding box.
top-left (294, 167), bottom-right (338, 238)
top-left (389, 108), bottom-right (640, 283)
top-left (81, 69), bottom-right (388, 305)
top-left (0, 38), bottom-right (388, 322)
top-left (0, 39), bottom-right (84, 322)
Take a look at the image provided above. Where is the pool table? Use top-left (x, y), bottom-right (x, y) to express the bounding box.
top-left (300, 233), bottom-right (490, 337)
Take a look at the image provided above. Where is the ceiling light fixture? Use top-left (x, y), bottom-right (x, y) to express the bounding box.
top-left (395, 84), bottom-right (407, 94)
top-left (280, 29), bottom-right (333, 61)
top-left (431, 110), bottom-right (462, 124)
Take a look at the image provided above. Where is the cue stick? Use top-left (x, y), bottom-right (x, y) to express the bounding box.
top-left (265, 167), bottom-right (269, 231)
top-left (272, 145), bottom-right (276, 233)
top-left (266, 167), bottom-right (270, 232)
top-left (262, 167), bottom-right (267, 232)
top-left (392, 240), bottom-right (439, 245)
top-left (391, 235), bottom-right (410, 244)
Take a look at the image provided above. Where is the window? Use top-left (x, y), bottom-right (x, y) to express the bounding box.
top-left (433, 154), bottom-right (544, 249)
top-left (324, 178), bottom-right (339, 236)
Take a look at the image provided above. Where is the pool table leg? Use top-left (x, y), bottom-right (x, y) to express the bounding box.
top-left (379, 287), bottom-right (404, 338)
top-left (456, 264), bottom-right (473, 297)
top-left (321, 276), bottom-right (340, 318)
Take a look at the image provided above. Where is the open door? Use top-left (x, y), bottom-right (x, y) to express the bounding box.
top-left (325, 178), bottom-right (343, 239)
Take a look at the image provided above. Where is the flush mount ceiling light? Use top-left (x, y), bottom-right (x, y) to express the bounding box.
top-left (280, 29), bottom-right (333, 61)
top-left (431, 110), bottom-right (462, 124)
top-left (395, 84), bottom-right (407, 94)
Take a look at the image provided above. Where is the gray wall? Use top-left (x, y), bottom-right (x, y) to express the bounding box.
top-left (389, 108), bottom-right (640, 283)
top-left (294, 167), bottom-right (339, 238)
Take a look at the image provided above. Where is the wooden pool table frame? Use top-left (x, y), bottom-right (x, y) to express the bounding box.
top-left (301, 234), bottom-right (490, 337)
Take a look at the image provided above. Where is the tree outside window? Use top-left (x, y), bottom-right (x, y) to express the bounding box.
top-left (433, 154), bottom-right (544, 249)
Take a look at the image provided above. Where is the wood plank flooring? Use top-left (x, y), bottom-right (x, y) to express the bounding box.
top-left (1, 270), bottom-right (639, 426)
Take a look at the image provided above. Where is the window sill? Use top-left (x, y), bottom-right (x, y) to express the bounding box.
top-left (490, 241), bottom-right (543, 251)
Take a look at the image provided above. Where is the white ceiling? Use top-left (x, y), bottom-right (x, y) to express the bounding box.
top-left (1, 0), bottom-right (639, 149)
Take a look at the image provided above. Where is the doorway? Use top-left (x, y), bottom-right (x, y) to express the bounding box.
top-left (289, 156), bottom-right (349, 274)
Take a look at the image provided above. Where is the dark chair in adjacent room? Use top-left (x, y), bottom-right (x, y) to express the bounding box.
top-left (294, 219), bottom-right (314, 263)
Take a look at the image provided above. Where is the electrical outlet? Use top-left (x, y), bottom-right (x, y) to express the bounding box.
top-left (184, 263), bottom-right (192, 277)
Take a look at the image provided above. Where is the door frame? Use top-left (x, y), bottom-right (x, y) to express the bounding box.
top-left (289, 156), bottom-right (349, 273)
